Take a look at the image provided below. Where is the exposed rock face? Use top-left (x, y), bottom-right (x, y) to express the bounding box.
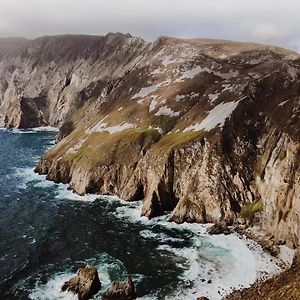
top-left (61, 265), bottom-right (101, 300)
top-left (102, 276), bottom-right (136, 300)
top-left (1, 34), bottom-right (300, 252)
top-left (0, 33), bottom-right (149, 128)
top-left (207, 222), bottom-right (232, 235)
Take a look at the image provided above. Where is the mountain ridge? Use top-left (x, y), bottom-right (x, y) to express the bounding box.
top-left (0, 34), bottom-right (299, 290)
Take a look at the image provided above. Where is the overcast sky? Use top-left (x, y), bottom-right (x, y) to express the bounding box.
top-left (0, 0), bottom-right (299, 51)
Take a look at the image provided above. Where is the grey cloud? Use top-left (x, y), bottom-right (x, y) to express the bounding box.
top-left (0, 0), bottom-right (299, 51)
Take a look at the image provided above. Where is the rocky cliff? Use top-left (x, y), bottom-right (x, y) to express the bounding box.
top-left (1, 34), bottom-right (299, 251)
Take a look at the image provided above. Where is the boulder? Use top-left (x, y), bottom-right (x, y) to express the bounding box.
top-left (207, 222), bottom-right (231, 235)
top-left (102, 276), bottom-right (136, 300)
top-left (197, 297), bottom-right (209, 300)
top-left (61, 265), bottom-right (101, 300)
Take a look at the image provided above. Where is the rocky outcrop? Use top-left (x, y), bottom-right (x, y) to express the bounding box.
top-left (102, 276), bottom-right (136, 300)
top-left (1, 34), bottom-right (300, 254)
top-left (207, 222), bottom-right (232, 235)
top-left (61, 265), bottom-right (101, 300)
top-left (0, 33), bottom-right (149, 128)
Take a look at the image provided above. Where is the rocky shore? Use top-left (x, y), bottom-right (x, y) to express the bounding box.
top-left (0, 33), bottom-right (299, 299)
top-left (225, 261), bottom-right (300, 300)
top-left (61, 265), bottom-right (136, 300)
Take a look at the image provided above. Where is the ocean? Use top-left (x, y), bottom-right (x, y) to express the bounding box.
top-left (0, 129), bottom-right (282, 300)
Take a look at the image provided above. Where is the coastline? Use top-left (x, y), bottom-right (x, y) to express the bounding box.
top-left (225, 262), bottom-right (300, 300)
top-left (2, 127), bottom-right (296, 299)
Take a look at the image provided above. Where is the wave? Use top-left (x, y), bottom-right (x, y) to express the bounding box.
top-left (14, 165), bottom-right (290, 300)
top-left (111, 200), bottom-right (286, 299)
top-left (29, 253), bottom-right (146, 300)
top-left (14, 166), bottom-right (100, 202)
top-left (0, 126), bottom-right (58, 134)
top-left (11, 132), bottom-right (292, 300)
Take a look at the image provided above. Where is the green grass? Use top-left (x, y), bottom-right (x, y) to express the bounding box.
top-left (151, 131), bottom-right (204, 154)
top-left (240, 200), bottom-right (263, 219)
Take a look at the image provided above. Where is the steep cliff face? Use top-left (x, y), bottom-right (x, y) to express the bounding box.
top-left (0, 33), bottom-right (149, 128)
top-left (1, 34), bottom-right (299, 250)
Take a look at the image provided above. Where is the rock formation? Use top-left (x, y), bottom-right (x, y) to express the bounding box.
top-left (102, 276), bottom-right (136, 300)
top-left (61, 265), bottom-right (101, 300)
top-left (0, 33), bottom-right (299, 253)
top-left (207, 222), bottom-right (232, 235)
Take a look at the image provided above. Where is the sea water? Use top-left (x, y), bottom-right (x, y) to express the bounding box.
top-left (0, 129), bottom-right (283, 300)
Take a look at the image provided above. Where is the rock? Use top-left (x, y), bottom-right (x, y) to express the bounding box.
top-left (207, 222), bottom-right (231, 235)
top-left (102, 276), bottom-right (136, 300)
top-left (197, 297), bottom-right (209, 300)
top-left (61, 265), bottom-right (101, 300)
top-left (1, 34), bottom-right (300, 254)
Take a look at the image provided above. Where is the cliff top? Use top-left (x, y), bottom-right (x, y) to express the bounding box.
top-left (0, 33), bottom-right (299, 61)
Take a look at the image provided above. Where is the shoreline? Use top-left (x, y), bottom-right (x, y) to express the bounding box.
top-left (2, 128), bottom-right (295, 299)
top-left (224, 262), bottom-right (300, 300)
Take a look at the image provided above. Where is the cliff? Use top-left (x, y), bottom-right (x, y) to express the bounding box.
top-left (1, 34), bottom-right (299, 252)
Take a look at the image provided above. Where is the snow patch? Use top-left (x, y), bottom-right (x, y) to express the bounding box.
top-left (154, 106), bottom-right (180, 117)
top-left (151, 69), bottom-right (164, 75)
top-left (175, 95), bottom-right (186, 101)
top-left (149, 98), bottom-right (158, 112)
top-left (104, 123), bottom-right (136, 134)
top-left (222, 84), bottom-right (233, 92)
top-left (86, 122), bottom-right (107, 134)
top-left (162, 55), bottom-right (185, 67)
top-left (86, 122), bottom-right (136, 134)
top-left (278, 100), bottom-right (289, 107)
top-left (176, 66), bottom-right (205, 82)
top-left (208, 93), bottom-right (220, 103)
top-left (66, 138), bottom-right (87, 154)
top-left (176, 66), bottom-right (238, 82)
top-left (278, 245), bottom-right (296, 266)
top-left (183, 101), bottom-right (240, 132)
top-left (131, 80), bottom-right (170, 100)
top-left (148, 125), bottom-right (163, 134)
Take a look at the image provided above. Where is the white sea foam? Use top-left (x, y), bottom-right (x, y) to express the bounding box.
top-left (13, 164), bottom-right (287, 300)
top-left (55, 184), bottom-right (100, 202)
top-left (0, 126), bottom-right (58, 134)
top-left (140, 229), bottom-right (184, 243)
top-left (112, 200), bottom-right (286, 300)
top-left (14, 167), bottom-right (99, 202)
top-left (29, 254), bottom-right (126, 300)
top-left (14, 132), bottom-right (289, 300)
top-left (29, 272), bottom-right (78, 300)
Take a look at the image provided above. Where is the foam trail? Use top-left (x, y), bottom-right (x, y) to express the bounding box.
top-left (29, 272), bottom-right (78, 300)
top-left (29, 254), bottom-right (126, 300)
top-left (17, 166), bottom-right (287, 300)
top-left (0, 126), bottom-right (58, 133)
top-left (15, 166), bottom-right (100, 202)
top-left (112, 200), bottom-right (285, 300)
top-left (10, 130), bottom-right (290, 300)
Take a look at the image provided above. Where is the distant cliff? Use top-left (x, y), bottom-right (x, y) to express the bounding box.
top-left (1, 33), bottom-right (299, 253)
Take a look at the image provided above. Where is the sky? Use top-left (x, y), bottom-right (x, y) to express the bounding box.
top-left (0, 0), bottom-right (299, 51)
